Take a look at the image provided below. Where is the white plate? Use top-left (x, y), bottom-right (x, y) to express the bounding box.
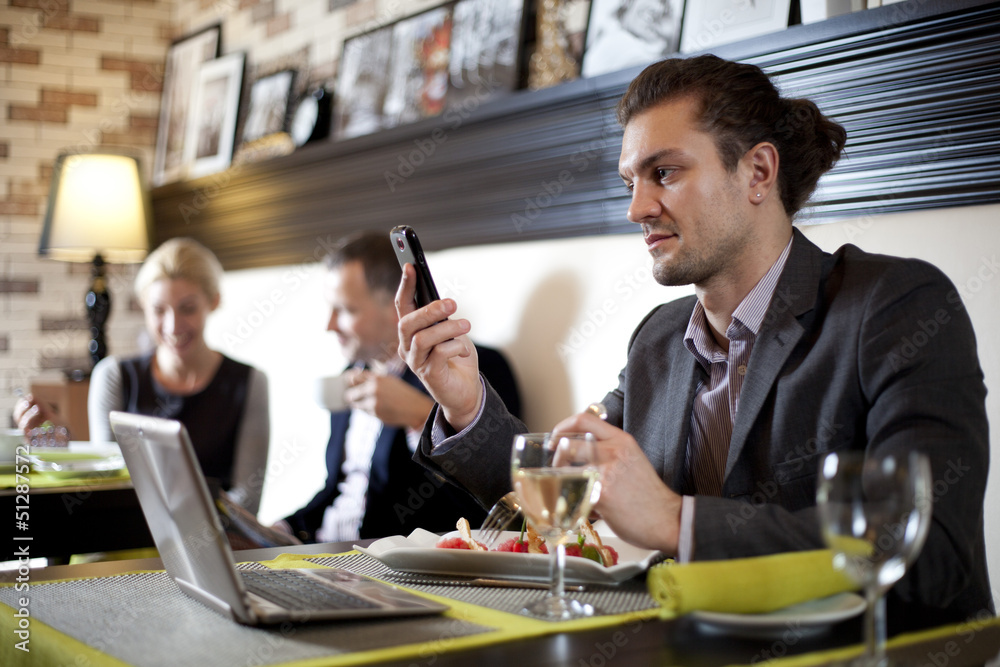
top-left (355, 527), bottom-right (663, 585)
top-left (28, 443), bottom-right (126, 478)
top-left (690, 592), bottom-right (866, 638)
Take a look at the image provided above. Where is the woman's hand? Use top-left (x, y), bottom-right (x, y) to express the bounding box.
top-left (12, 394), bottom-right (60, 435)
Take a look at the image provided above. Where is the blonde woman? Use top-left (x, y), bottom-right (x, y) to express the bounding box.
top-left (16, 238), bottom-right (270, 514)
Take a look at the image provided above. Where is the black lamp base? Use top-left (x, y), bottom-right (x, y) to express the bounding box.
top-left (86, 253), bottom-right (111, 367)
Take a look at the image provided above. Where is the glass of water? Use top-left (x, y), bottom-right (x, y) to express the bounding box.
top-left (817, 451), bottom-right (932, 666)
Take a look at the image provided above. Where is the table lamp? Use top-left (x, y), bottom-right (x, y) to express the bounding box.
top-left (38, 151), bottom-right (152, 369)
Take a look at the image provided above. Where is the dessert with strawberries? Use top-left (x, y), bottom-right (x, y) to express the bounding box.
top-left (436, 517), bottom-right (618, 567)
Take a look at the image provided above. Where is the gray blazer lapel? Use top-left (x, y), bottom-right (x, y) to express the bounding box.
top-left (655, 346), bottom-right (700, 492)
top-left (725, 230), bottom-right (823, 480)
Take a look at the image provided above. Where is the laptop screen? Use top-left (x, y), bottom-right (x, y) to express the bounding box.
top-left (110, 411), bottom-right (254, 622)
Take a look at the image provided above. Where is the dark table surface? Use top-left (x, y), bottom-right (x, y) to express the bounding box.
top-left (4, 541), bottom-right (999, 667)
top-left (1, 478), bottom-right (154, 561)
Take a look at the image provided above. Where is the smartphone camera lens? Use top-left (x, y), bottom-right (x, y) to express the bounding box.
top-left (396, 237), bottom-right (405, 251)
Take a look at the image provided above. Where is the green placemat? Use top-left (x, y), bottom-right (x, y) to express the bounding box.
top-left (1, 451), bottom-right (130, 490)
top-left (0, 551), bottom-right (661, 667)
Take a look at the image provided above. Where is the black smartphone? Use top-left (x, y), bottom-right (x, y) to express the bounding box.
top-left (389, 225), bottom-right (441, 308)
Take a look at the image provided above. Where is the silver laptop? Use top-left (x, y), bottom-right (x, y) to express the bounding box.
top-left (109, 411), bottom-right (448, 625)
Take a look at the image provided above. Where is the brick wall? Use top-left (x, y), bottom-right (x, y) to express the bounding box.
top-left (1, 0), bottom-right (171, 421)
top-left (0, 0), bottom-right (447, 423)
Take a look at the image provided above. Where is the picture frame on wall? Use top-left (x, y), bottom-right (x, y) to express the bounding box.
top-left (153, 23), bottom-right (221, 186)
top-left (680, 0), bottom-right (792, 53)
top-left (382, 5), bottom-right (453, 128)
top-left (184, 52), bottom-right (245, 180)
top-left (581, 0), bottom-right (684, 79)
top-left (447, 0), bottom-right (525, 110)
top-left (528, 0), bottom-right (592, 90)
top-left (334, 27), bottom-right (393, 140)
top-left (241, 69), bottom-right (296, 144)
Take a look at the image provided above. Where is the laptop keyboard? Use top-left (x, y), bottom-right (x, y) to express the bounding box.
top-left (240, 570), bottom-right (379, 612)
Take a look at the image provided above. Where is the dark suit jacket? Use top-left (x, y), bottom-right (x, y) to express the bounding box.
top-left (286, 345), bottom-right (520, 541)
top-left (416, 230), bottom-right (993, 633)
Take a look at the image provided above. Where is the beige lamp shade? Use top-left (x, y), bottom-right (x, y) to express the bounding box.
top-left (39, 152), bottom-right (152, 263)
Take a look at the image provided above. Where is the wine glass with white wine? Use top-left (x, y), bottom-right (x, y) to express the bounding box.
top-left (511, 432), bottom-right (601, 620)
top-left (817, 450), bottom-right (933, 666)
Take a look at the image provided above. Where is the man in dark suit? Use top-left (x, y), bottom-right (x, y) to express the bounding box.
top-left (276, 232), bottom-right (520, 542)
top-left (395, 55), bottom-right (992, 632)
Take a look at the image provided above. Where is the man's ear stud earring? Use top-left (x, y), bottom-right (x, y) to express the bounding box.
top-left (756, 193), bottom-right (762, 198)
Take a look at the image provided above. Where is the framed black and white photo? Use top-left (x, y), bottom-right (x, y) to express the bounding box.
top-left (581, 0), bottom-right (683, 78)
top-left (447, 0), bottom-right (525, 110)
top-left (334, 27), bottom-right (393, 140)
top-left (153, 23), bottom-right (221, 186)
top-left (383, 5), bottom-right (453, 128)
top-left (680, 0), bottom-right (791, 53)
top-left (184, 52), bottom-right (245, 179)
top-left (241, 69), bottom-right (296, 144)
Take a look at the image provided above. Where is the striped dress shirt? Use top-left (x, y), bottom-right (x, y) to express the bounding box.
top-left (683, 237), bottom-right (794, 496)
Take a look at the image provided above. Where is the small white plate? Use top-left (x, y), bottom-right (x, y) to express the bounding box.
top-left (355, 527), bottom-right (663, 585)
top-left (690, 592), bottom-right (866, 638)
top-left (28, 443), bottom-right (127, 478)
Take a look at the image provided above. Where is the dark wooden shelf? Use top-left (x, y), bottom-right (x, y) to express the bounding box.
top-left (151, 0), bottom-right (1000, 270)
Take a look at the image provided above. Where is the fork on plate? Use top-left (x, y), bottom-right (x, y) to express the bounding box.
top-left (478, 491), bottom-right (521, 549)
top-left (478, 405), bottom-right (607, 549)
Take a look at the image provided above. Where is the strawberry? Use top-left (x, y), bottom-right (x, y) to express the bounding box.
top-left (494, 517), bottom-right (546, 553)
top-left (495, 537), bottom-right (529, 552)
top-left (563, 533), bottom-right (620, 566)
top-left (436, 537), bottom-right (474, 550)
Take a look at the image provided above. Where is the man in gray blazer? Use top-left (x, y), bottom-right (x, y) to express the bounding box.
top-left (395, 55), bottom-right (993, 632)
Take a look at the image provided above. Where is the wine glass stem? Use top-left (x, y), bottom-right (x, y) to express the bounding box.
top-left (864, 585), bottom-right (888, 663)
top-left (549, 542), bottom-right (567, 598)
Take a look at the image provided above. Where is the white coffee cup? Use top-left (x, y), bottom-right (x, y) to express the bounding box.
top-left (314, 374), bottom-right (350, 412)
top-left (0, 428), bottom-right (26, 463)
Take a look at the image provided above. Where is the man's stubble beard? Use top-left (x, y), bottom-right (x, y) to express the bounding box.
top-left (650, 212), bottom-right (752, 288)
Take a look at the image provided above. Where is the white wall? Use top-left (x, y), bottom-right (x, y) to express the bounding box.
top-left (206, 203), bottom-right (999, 592)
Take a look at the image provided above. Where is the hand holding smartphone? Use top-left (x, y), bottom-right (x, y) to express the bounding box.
top-left (390, 225), bottom-right (441, 309)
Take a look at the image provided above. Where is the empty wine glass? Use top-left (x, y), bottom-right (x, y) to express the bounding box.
top-left (511, 432), bottom-right (601, 620)
top-left (817, 451), bottom-right (932, 666)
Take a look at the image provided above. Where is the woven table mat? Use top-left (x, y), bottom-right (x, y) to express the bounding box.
top-left (310, 553), bottom-right (659, 619)
top-left (0, 564), bottom-right (493, 667)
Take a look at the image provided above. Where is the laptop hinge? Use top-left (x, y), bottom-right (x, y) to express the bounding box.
top-left (176, 577), bottom-right (257, 625)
